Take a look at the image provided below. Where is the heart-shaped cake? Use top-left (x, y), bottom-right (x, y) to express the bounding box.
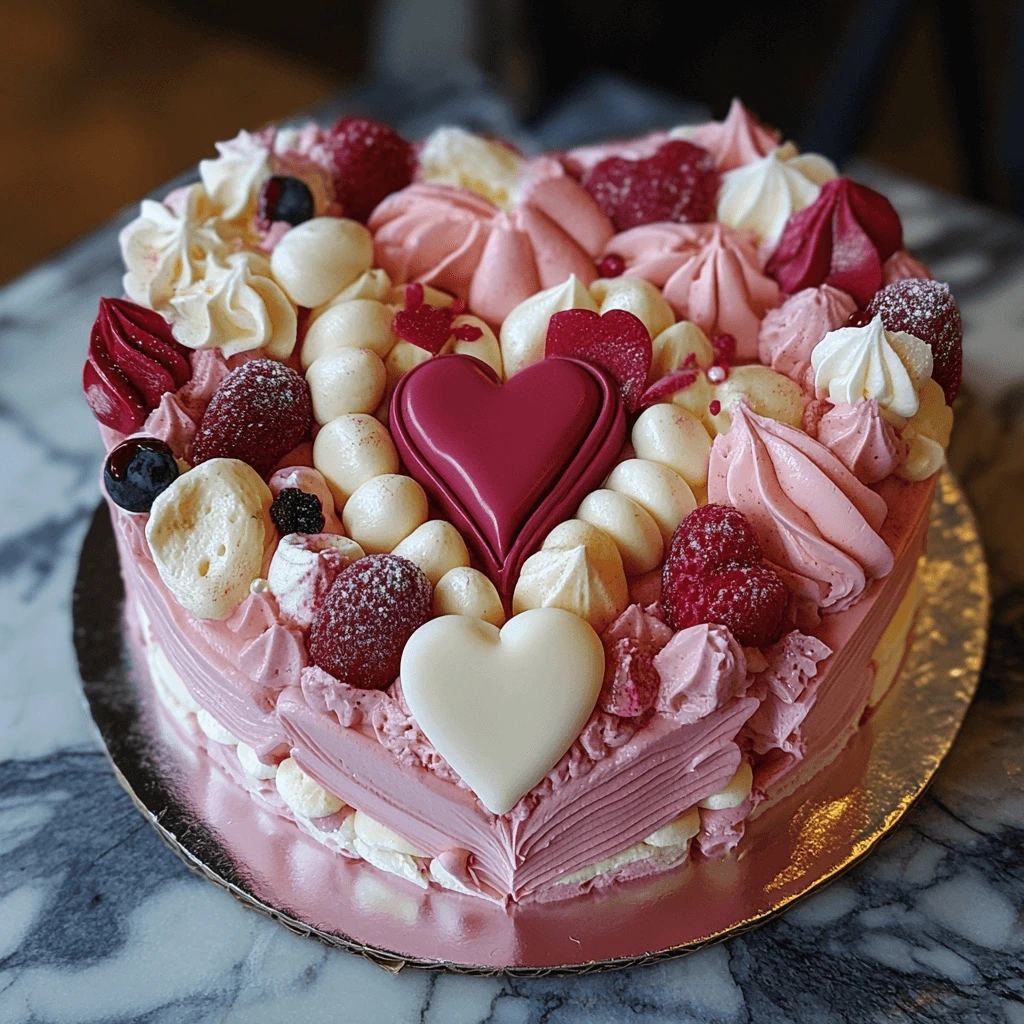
top-left (85, 104), bottom-right (958, 911)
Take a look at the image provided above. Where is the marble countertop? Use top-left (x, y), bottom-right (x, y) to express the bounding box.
top-left (1, 78), bottom-right (1023, 1022)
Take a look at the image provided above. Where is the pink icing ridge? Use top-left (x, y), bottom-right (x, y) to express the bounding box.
top-left (883, 250), bottom-right (932, 285)
top-left (687, 98), bottom-right (780, 171)
top-left (708, 403), bottom-right (894, 612)
top-left (607, 222), bottom-right (780, 360)
top-left (368, 158), bottom-right (613, 325)
top-left (816, 400), bottom-right (905, 486)
top-left (757, 284), bottom-right (857, 392)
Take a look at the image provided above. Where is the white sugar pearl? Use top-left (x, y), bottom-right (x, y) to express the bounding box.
top-left (342, 474), bottom-right (428, 554)
top-left (391, 520), bottom-right (470, 585)
top-left (433, 566), bottom-right (505, 626)
top-left (313, 414), bottom-right (398, 507)
top-left (605, 459), bottom-right (696, 542)
top-left (306, 348), bottom-right (387, 424)
top-left (698, 761), bottom-right (753, 810)
top-left (576, 489), bottom-right (663, 575)
top-left (632, 405), bottom-right (713, 488)
top-left (302, 299), bottom-right (397, 368)
top-left (271, 218), bottom-right (373, 308)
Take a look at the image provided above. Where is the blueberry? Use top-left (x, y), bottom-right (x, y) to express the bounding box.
top-left (270, 488), bottom-right (325, 535)
top-left (104, 437), bottom-right (179, 513)
top-left (258, 175), bottom-right (314, 227)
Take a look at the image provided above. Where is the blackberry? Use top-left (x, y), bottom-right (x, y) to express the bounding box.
top-left (270, 488), bottom-right (325, 535)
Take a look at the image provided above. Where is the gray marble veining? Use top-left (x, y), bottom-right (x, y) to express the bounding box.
top-left (1, 77), bottom-right (1022, 1022)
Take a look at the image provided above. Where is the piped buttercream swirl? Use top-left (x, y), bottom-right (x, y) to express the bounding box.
top-left (677, 99), bottom-right (780, 171)
top-left (708, 403), bottom-right (893, 611)
top-left (816, 400), bottom-right (904, 485)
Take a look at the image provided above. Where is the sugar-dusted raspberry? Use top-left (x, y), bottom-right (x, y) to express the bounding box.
top-left (190, 359), bottom-right (313, 478)
top-left (308, 554), bottom-right (433, 690)
top-left (702, 563), bottom-right (788, 648)
top-left (327, 117), bottom-right (414, 223)
top-left (270, 488), bottom-right (325, 535)
top-left (666, 504), bottom-right (763, 577)
top-left (659, 568), bottom-right (711, 631)
top-left (867, 278), bottom-right (962, 404)
top-left (582, 140), bottom-right (720, 231)
top-left (599, 636), bottom-right (660, 718)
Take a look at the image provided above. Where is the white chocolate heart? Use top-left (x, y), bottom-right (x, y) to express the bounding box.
top-left (400, 609), bottom-right (604, 815)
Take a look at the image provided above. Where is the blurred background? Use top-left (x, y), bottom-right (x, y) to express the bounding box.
top-left (1, 0), bottom-right (1020, 286)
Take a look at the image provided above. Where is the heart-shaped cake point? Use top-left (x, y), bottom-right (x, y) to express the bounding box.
top-left (391, 354), bottom-right (626, 596)
top-left (400, 608), bottom-right (605, 815)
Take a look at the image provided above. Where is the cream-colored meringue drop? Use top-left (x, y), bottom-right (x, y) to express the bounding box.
top-left (303, 299), bottom-right (397, 368)
top-left (168, 251), bottom-right (297, 359)
top-left (513, 519), bottom-right (628, 632)
top-left (120, 184), bottom-right (227, 312)
top-left (644, 807), bottom-right (701, 847)
top-left (341, 474), bottom-right (428, 554)
top-left (499, 274), bottom-right (598, 377)
top-left (649, 320), bottom-right (715, 381)
top-left (433, 566), bottom-right (506, 626)
top-left (450, 315), bottom-right (503, 377)
top-left (145, 458), bottom-right (273, 620)
top-left (717, 148), bottom-right (837, 245)
top-left (899, 377), bottom-right (953, 481)
top-left (276, 757), bottom-right (345, 819)
top-left (306, 347), bottom-right (387, 424)
top-left (631, 404), bottom-right (713, 488)
top-left (270, 217), bottom-right (373, 308)
top-left (319, 267), bottom-right (394, 308)
top-left (709, 364), bottom-right (805, 434)
top-left (418, 126), bottom-right (525, 211)
top-left (698, 761), bottom-right (753, 810)
top-left (575, 489), bottom-right (663, 576)
top-left (590, 276), bottom-right (674, 340)
top-left (811, 314), bottom-right (933, 423)
top-left (391, 520), bottom-right (471, 585)
top-left (604, 459), bottom-right (697, 541)
top-left (313, 413), bottom-right (399, 506)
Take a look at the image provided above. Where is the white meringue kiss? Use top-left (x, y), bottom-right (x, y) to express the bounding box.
top-left (341, 474), bottom-right (428, 554)
top-left (391, 520), bottom-right (470, 585)
top-left (604, 459), bottom-right (696, 541)
top-left (306, 347), bottom-right (387, 424)
top-left (270, 217), bottom-right (373, 308)
top-left (433, 566), bottom-right (506, 626)
top-left (313, 414), bottom-right (399, 506)
top-left (590, 276), bottom-right (674, 340)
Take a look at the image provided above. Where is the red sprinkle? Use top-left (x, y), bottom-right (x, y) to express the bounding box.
top-left (308, 554), bottom-right (433, 690)
top-left (545, 308), bottom-right (652, 413)
top-left (452, 323), bottom-right (483, 342)
top-left (709, 399), bottom-right (721, 416)
top-left (598, 253), bottom-right (626, 278)
top-left (404, 282), bottom-right (425, 310)
top-left (638, 369), bottom-right (698, 408)
top-left (847, 310), bottom-right (874, 328)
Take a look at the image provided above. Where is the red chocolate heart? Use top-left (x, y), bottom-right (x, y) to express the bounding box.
top-left (390, 354), bottom-right (626, 597)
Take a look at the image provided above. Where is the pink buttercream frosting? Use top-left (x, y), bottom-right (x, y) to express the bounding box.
top-left (757, 284), bottom-right (857, 391)
top-left (368, 158), bottom-right (614, 324)
top-left (708, 403), bottom-right (894, 611)
top-left (608, 222), bottom-right (780, 359)
top-left (687, 99), bottom-right (780, 171)
top-left (882, 250), bottom-right (932, 285)
top-left (142, 393), bottom-right (197, 460)
top-left (237, 623), bottom-right (307, 690)
top-left (816, 400), bottom-right (904, 485)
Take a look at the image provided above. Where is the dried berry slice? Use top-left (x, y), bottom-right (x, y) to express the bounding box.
top-left (545, 308), bottom-right (652, 413)
top-left (308, 554), bottom-right (433, 690)
top-left (190, 359), bottom-right (313, 478)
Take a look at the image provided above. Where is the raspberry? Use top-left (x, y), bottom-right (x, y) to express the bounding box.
top-left (327, 117), bottom-right (414, 223)
top-left (666, 504), bottom-right (763, 577)
top-left (582, 140), bottom-right (720, 231)
top-left (702, 563), bottom-right (788, 648)
top-left (270, 488), bottom-right (325, 535)
top-left (867, 278), bottom-right (962, 404)
top-left (308, 554), bottom-right (433, 690)
top-left (545, 307), bottom-right (653, 413)
top-left (599, 637), bottom-right (660, 718)
top-left (190, 359), bottom-right (313, 478)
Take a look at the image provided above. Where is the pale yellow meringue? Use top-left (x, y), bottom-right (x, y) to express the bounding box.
top-left (418, 127), bottom-right (524, 211)
top-left (590, 276), bottom-right (675, 340)
top-left (604, 459), bottom-right (697, 541)
top-left (433, 566), bottom-right (506, 626)
top-left (576, 488), bottom-right (663, 575)
top-left (649, 320), bottom-right (715, 381)
top-left (709, 365), bottom-right (805, 434)
top-left (631, 404), bottom-right (713, 488)
top-left (270, 217), bottom-right (373, 308)
top-left (306, 347), bottom-right (387, 424)
top-left (313, 413), bottom-right (399, 506)
top-left (899, 378), bottom-right (953, 481)
top-left (391, 520), bottom-right (471, 585)
top-left (341, 474), bottom-right (428, 554)
top-left (302, 299), bottom-right (397, 368)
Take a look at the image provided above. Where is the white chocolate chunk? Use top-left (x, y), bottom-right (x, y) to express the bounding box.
top-left (590, 275), bottom-right (674, 339)
top-left (275, 757), bottom-right (344, 819)
top-left (433, 566), bottom-right (506, 626)
top-left (196, 709), bottom-right (238, 746)
top-left (353, 811), bottom-right (428, 857)
top-left (146, 458), bottom-right (272, 620)
top-left (644, 807), bottom-right (701, 847)
top-left (342, 474), bottom-right (428, 554)
top-left (576, 489), bottom-right (663, 576)
top-left (271, 217), bottom-right (373, 308)
top-left (237, 741), bottom-right (278, 780)
top-left (306, 347), bottom-right (387, 423)
top-left (512, 519), bottom-right (628, 632)
top-left (302, 298), bottom-right (397, 368)
top-left (698, 762), bottom-right (753, 810)
top-left (632, 404), bottom-right (713, 488)
top-left (391, 520), bottom-right (470, 585)
top-left (313, 413), bottom-right (399, 507)
top-left (605, 459), bottom-right (696, 542)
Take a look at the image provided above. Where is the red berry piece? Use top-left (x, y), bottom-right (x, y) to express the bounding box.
top-left (393, 301), bottom-right (456, 354)
top-left (847, 310), bottom-right (874, 328)
top-left (545, 308), bottom-right (653, 413)
top-left (599, 637), bottom-right (660, 718)
top-left (452, 323), bottom-right (483, 342)
top-left (666, 504), bottom-right (763, 577)
top-left (638, 369), bottom-right (698, 408)
top-left (190, 359), bottom-right (313, 478)
top-left (582, 140), bottom-right (720, 232)
top-left (597, 253), bottom-right (626, 278)
top-left (766, 177), bottom-right (903, 306)
top-left (308, 554), bottom-right (433, 690)
top-left (702, 563), bottom-right (788, 648)
top-left (867, 278), bottom-right (963, 404)
top-left (710, 333), bottom-right (736, 367)
top-left (327, 117), bottom-right (414, 223)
